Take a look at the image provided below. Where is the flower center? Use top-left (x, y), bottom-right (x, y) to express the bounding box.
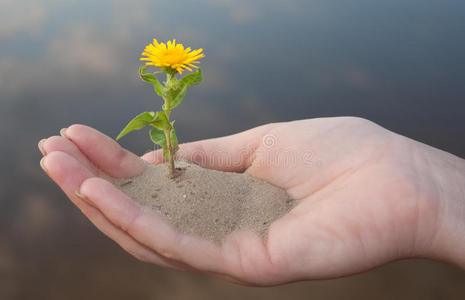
top-left (160, 49), bottom-right (186, 65)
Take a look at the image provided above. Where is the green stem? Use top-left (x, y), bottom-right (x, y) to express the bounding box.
top-left (164, 126), bottom-right (175, 178)
top-left (164, 72), bottom-right (175, 178)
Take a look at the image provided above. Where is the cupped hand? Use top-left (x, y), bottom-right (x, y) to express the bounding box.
top-left (38, 117), bottom-right (453, 285)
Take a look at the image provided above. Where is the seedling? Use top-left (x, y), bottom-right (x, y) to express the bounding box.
top-left (116, 38), bottom-right (204, 178)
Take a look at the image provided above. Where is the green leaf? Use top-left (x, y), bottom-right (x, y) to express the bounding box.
top-left (116, 111), bottom-right (155, 140)
top-left (169, 84), bottom-right (187, 110)
top-left (150, 127), bottom-right (169, 158)
top-left (150, 111), bottom-right (171, 130)
top-left (139, 66), bottom-right (164, 96)
top-left (165, 68), bottom-right (202, 110)
top-left (149, 127), bottom-right (167, 148)
top-left (181, 68), bottom-right (202, 87)
top-left (163, 79), bottom-right (184, 110)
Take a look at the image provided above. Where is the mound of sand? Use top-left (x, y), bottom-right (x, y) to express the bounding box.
top-left (111, 160), bottom-right (295, 243)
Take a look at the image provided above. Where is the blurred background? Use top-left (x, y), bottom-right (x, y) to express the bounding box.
top-left (1, 0), bottom-right (464, 299)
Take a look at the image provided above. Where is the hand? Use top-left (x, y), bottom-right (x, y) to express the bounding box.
top-left (38, 117), bottom-right (465, 285)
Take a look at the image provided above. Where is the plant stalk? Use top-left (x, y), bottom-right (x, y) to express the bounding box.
top-left (164, 126), bottom-right (175, 178)
top-left (164, 72), bottom-right (176, 178)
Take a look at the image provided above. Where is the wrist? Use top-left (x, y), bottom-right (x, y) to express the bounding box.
top-left (412, 141), bottom-right (465, 267)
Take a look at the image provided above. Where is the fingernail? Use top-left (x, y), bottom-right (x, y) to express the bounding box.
top-left (38, 139), bottom-right (47, 156)
top-left (60, 128), bottom-right (67, 138)
top-left (40, 156), bottom-right (47, 172)
top-left (75, 188), bottom-right (96, 208)
top-left (75, 188), bottom-right (86, 200)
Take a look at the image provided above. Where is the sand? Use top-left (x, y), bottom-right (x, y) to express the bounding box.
top-left (111, 160), bottom-right (295, 243)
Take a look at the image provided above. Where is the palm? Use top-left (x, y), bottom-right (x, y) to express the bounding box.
top-left (40, 117), bottom-right (427, 285)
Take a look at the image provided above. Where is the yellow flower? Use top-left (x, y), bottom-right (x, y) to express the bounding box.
top-left (140, 38), bottom-right (204, 74)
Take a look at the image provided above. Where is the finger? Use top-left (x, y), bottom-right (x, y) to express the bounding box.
top-left (40, 135), bottom-right (105, 178)
top-left (79, 177), bottom-right (230, 274)
top-left (41, 151), bottom-right (93, 192)
top-left (77, 194), bottom-right (185, 269)
top-left (142, 123), bottom-right (278, 172)
top-left (63, 124), bottom-right (146, 178)
top-left (141, 148), bottom-right (164, 165)
top-left (41, 151), bottom-right (185, 270)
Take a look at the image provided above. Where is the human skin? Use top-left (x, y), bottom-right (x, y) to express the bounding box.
top-left (38, 117), bottom-right (465, 286)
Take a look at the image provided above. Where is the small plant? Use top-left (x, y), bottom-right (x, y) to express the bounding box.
top-left (116, 38), bottom-right (204, 178)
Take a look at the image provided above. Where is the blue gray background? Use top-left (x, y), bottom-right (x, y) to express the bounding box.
top-left (1, 0), bottom-right (464, 299)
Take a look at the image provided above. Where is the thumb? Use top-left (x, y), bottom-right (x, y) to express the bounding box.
top-left (141, 123), bottom-right (278, 172)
